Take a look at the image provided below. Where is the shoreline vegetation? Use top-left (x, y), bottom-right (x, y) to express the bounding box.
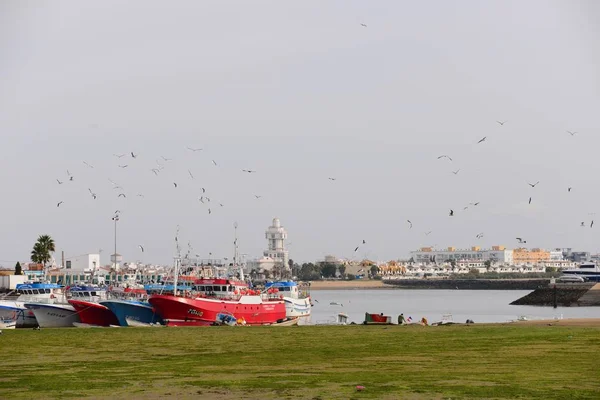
top-left (1, 321), bottom-right (599, 399)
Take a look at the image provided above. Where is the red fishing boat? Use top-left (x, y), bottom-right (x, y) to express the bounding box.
top-left (68, 299), bottom-right (119, 326)
top-left (148, 278), bottom-right (287, 326)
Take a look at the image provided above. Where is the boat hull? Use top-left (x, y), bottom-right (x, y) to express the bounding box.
top-left (68, 300), bottom-right (119, 327)
top-left (25, 303), bottom-right (80, 328)
top-left (0, 302), bottom-right (38, 328)
top-left (148, 295), bottom-right (287, 326)
top-left (100, 300), bottom-right (163, 326)
top-left (283, 297), bottom-right (312, 318)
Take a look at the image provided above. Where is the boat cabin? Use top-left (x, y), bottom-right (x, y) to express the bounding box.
top-left (190, 278), bottom-right (256, 299)
top-left (15, 283), bottom-right (64, 304)
top-left (265, 281), bottom-right (309, 300)
top-left (67, 285), bottom-right (109, 302)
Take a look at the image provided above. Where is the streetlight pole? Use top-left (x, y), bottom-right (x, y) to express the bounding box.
top-left (112, 213), bottom-right (119, 284)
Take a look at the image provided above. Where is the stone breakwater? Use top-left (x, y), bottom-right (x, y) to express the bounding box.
top-left (510, 283), bottom-right (600, 306)
top-left (383, 279), bottom-right (550, 290)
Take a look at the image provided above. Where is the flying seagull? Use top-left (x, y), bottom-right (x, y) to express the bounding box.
top-left (199, 196), bottom-right (205, 203)
top-left (354, 246), bottom-right (359, 252)
top-left (88, 189), bottom-right (97, 199)
top-left (425, 231), bottom-right (432, 236)
top-left (242, 169), bottom-right (256, 173)
top-left (449, 210), bottom-right (454, 216)
top-left (567, 131), bottom-right (577, 136)
top-left (581, 222), bottom-right (585, 227)
top-left (516, 237), bottom-right (527, 244)
top-left (56, 179), bottom-right (63, 184)
top-left (57, 201), bottom-right (63, 207)
top-left (254, 195), bottom-right (262, 199)
top-left (173, 183), bottom-right (178, 188)
top-left (591, 220), bottom-right (594, 228)
top-left (452, 169), bottom-right (460, 175)
top-left (477, 137), bottom-right (487, 144)
top-left (131, 152), bottom-right (137, 158)
top-left (529, 197), bottom-right (532, 204)
top-left (496, 120), bottom-right (507, 126)
top-left (201, 187), bottom-right (206, 193)
top-left (136, 194), bottom-right (144, 198)
top-left (528, 181), bottom-right (540, 188)
top-left (568, 187), bottom-right (572, 192)
top-left (118, 193), bottom-right (126, 198)
top-left (118, 165), bottom-right (128, 168)
top-left (362, 239), bottom-right (366, 244)
top-left (212, 160), bottom-right (217, 166)
top-left (407, 220), bottom-right (413, 229)
top-left (470, 202), bottom-right (480, 206)
top-left (161, 156), bottom-right (172, 161)
top-left (437, 155), bottom-right (453, 161)
top-left (187, 147), bottom-right (202, 152)
top-left (83, 161), bottom-right (94, 168)
top-left (208, 208), bottom-right (212, 215)
top-left (476, 232), bottom-right (484, 239)
top-left (138, 245), bottom-right (144, 252)
top-left (188, 170), bottom-right (194, 179)
top-left (360, 23), bottom-right (367, 27)
top-left (328, 177), bottom-right (336, 181)
top-left (151, 168), bottom-right (160, 175)
top-left (113, 154), bottom-right (125, 158)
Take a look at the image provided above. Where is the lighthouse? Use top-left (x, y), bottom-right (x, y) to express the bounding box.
top-left (263, 217), bottom-right (289, 270)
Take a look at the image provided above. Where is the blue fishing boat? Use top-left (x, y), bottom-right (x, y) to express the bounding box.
top-left (100, 299), bottom-right (163, 326)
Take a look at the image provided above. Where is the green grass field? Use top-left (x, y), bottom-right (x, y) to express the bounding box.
top-left (0, 324), bottom-right (598, 399)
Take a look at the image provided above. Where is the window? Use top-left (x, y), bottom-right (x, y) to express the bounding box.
top-left (221, 286), bottom-right (227, 292)
top-left (66, 261), bottom-right (72, 269)
top-left (45, 289), bottom-right (51, 293)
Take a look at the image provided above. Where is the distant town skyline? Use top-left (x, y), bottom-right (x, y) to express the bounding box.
top-left (1, 1), bottom-right (599, 265)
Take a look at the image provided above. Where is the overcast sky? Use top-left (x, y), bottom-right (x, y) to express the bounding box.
top-left (1, 1), bottom-right (599, 267)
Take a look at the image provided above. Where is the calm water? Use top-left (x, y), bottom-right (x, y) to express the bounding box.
top-left (305, 290), bottom-right (600, 324)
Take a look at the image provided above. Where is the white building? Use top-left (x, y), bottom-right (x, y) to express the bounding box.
top-left (248, 218), bottom-right (290, 273)
top-left (410, 246), bottom-right (513, 265)
top-left (64, 253), bottom-right (101, 273)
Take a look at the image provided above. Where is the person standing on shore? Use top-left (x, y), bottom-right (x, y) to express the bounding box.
top-left (398, 313), bottom-right (406, 325)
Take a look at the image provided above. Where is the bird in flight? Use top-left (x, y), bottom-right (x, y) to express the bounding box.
top-left (161, 156), bottom-right (172, 162)
top-left (449, 210), bottom-right (454, 216)
top-left (136, 194), bottom-right (144, 198)
top-left (131, 152), bottom-right (137, 158)
top-left (138, 245), bottom-right (144, 252)
top-left (56, 179), bottom-right (63, 185)
top-left (516, 237), bottom-right (527, 244)
top-left (360, 23), bottom-right (367, 27)
top-left (528, 181), bottom-right (540, 188)
top-left (173, 183), bottom-right (178, 188)
top-left (477, 137), bottom-right (487, 144)
top-left (496, 120), bottom-right (507, 126)
top-left (425, 231), bottom-right (432, 236)
top-left (354, 246), bottom-right (359, 252)
top-left (118, 193), bottom-right (126, 198)
top-left (88, 189), bottom-right (97, 199)
top-left (328, 177), bottom-right (336, 181)
top-left (567, 131), bottom-right (577, 136)
top-left (591, 220), bottom-right (594, 228)
top-left (212, 160), bottom-right (217, 166)
top-left (208, 208), bottom-right (212, 215)
top-left (476, 232), bottom-right (484, 239)
top-left (187, 147), bottom-right (202, 152)
top-left (437, 155), bottom-right (453, 161)
top-left (568, 187), bottom-right (572, 192)
top-left (529, 197), bottom-right (532, 204)
top-left (201, 187), bottom-right (206, 193)
top-left (57, 201), bottom-right (63, 207)
top-left (83, 161), bottom-right (94, 168)
top-left (254, 195), bottom-right (262, 199)
top-left (118, 165), bottom-right (128, 168)
top-left (199, 196), bottom-right (205, 203)
top-left (362, 240), bottom-right (366, 244)
top-left (407, 220), bottom-right (413, 229)
top-left (151, 168), bottom-right (160, 175)
top-left (67, 170), bottom-right (73, 181)
top-left (452, 169), bottom-right (460, 175)
top-left (188, 170), bottom-right (194, 179)
top-left (463, 206), bottom-right (469, 211)
top-left (470, 202), bottom-right (480, 206)
top-left (242, 169), bottom-right (256, 173)
top-left (581, 222), bottom-right (585, 227)
top-left (113, 154), bottom-right (125, 158)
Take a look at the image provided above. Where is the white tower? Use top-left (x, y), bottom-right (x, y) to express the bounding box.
top-left (264, 217), bottom-right (289, 270)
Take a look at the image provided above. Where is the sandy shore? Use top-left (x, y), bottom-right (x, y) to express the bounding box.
top-left (307, 280), bottom-right (390, 290)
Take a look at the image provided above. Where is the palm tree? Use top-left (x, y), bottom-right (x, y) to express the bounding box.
top-left (30, 235), bottom-right (56, 272)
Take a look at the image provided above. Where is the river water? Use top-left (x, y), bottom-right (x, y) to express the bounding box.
top-left (304, 289), bottom-right (600, 324)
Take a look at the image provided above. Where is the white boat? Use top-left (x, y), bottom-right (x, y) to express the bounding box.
top-left (562, 262), bottom-right (600, 282)
top-left (0, 283), bottom-right (66, 328)
top-left (25, 303), bottom-right (80, 328)
top-left (125, 317), bottom-right (164, 327)
top-left (0, 319), bottom-right (17, 329)
top-left (264, 281), bottom-right (312, 318)
top-left (315, 312), bottom-right (349, 325)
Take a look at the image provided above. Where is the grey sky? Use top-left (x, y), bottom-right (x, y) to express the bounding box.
top-left (1, 1), bottom-right (599, 267)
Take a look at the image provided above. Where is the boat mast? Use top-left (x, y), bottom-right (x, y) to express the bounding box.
top-left (173, 225), bottom-right (181, 296)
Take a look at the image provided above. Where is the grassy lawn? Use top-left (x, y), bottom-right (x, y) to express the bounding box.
top-left (0, 324), bottom-right (598, 399)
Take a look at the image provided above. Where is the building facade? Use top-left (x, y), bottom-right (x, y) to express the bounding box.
top-left (512, 248), bottom-right (550, 264)
top-left (410, 246), bottom-right (513, 264)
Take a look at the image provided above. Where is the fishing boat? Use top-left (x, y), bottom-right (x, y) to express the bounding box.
top-left (24, 303), bottom-right (80, 328)
top-left (264, 281), bottom-right (312, 318)
top-left (149, 277), bottom-right (287, 326)
top-left (68, 286), bottom-right (118, 327)
top-left (561, 262), bottom-right (600, 282)
top-left (100, 299), bottom-right (163, 327)
top-left (0, 283), bottom-right (65, 328)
